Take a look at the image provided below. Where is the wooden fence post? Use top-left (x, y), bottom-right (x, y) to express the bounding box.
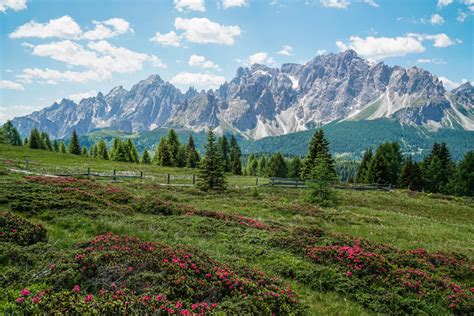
top-left (167, 173), bottom-right (170, 185)
top-left (25, 159), bottom-right (29, 171)
top-left (113, 169), bottom-right (116, 181)
top-left (87, 167), bottom-right (91, 177)
top-left (192, 174), bottom-right (196, 185)
top-left (140, 171), bottom-right (143, 179)
top-left (256, 177), bottom-right (258, 186)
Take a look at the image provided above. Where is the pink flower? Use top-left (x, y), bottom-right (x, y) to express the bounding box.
top-left (16, 297), bottom-right (24, 304)
top-left (175, 301), bottom-right (183, 309)
top-left (32, 296), bottom-right (40, 303)
top-left (50, 264), bottom-right (56, 270)
top-left (211, 303), bottom-right (217, 308)
top-left (156, 294), bottom-right (163, 302)
top-left (85, 294), bottom-right (93, 303)
top-left (127, 266), bottom-right (134, 272)
top-left (21, 288), bottom-right (30, 296)
top-left (346, 271), bottom-right (353, 277)
top-left (180, 309), bottom-right (190, 315)
top-left (73, 285), bottom-right (80, 294)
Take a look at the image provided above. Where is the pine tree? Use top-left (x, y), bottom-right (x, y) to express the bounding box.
top-left (155, 137), bottom-right (172, 166)
top-left (60, 141), bottom-right (67, 153)
top-left (288, 156), bottom-right (302, 178)
top-left (367, 142), bottom-right (402, 185)
top-left (28, 128), bottom-right (42, 149)
top-left (197, 130), bottom-right (226, 191)
top-left (141, 148), bottom-right (152, 164)
top-left (97, 140), bottom-right (109, 160)
top-left (422, 142), bottom-right (454, 193)
top-left (53, 140), bottom-right (60, 152)
top-left (0, 129), bottom-right (7, 144)
top-left (258, 156), bottom-right (268, 176)
top-left (41, 132), bottom-right (53, 151)
top-left (110, 138), bottom-right (121, 160)
top-left (301, 129), bottom-right (335, 179)
top-left (219, 135), bottom-right (231, 172)
top-left (81, 146), bottom-right (88, 156)
top-left (113, 142), bottom-right (128, 162)
top-left (245, 154), bottom-right (258, 176)
top-left (167, 129), bottom-right (181, 167)
top-left (399, 156), bottom-right (422, 191)
top-left (423, 156), bottom-right (444, 193)
top-left (268, 153), bottom-right (288, 178)
top-left (356, 148), bottom-right (373, 183)
top-left (177, 144), bottom-right (187, 167)
top-left (91, 144), bottom-right (98, 158)
top-left (229, 135), bottom-right (242, 175)
top-left (305, 152), bottom-right (338, 206)
top-left (127, 139), bottom-right (139, 163)
top-left (68, 130), bottom-right (81, 155)
top-left (449, 151), bottom-right (474, 197)
top-left (186, 135), bottom-right (200, 168)
top-left (2, 121), bottom-right (22, 146)
top-left (23, 137), bottom-right (28, 147)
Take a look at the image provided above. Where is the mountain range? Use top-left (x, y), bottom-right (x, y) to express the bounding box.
top-left (11, 49), bottom-right (474, 152)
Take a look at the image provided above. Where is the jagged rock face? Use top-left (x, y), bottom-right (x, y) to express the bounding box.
top-left (11, 50), bottom-right (474, 139)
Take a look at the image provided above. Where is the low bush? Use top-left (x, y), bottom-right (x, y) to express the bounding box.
top-left (0, 212), bottom-right (47, 246)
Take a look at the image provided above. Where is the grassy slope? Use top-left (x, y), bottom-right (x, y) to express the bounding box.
top-left (1, 145), bottom-right (473, 314)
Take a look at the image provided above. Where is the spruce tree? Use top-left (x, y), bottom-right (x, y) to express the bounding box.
top-left (0, 129), bottom-right (7, 144)
top-left (367, 142), bottom-right (402, 185)
top-left (268, 153), bottom-right (288, 178)
top-left (399, 156), bottom-right (422, 191)
top-left (356, 148), bottom-right (373, 183)
top-left (97, 140), bottom-right (109, 160)
top-left (2, 121), bottom-right (22, 145)
top-left (141, 148), bottom-right (152, 164)
top-left (113, 142), bottom-right (128, 162)
top-left (229, 135), bottom-right (242, 175)
top-left (91, 144), bottom-right (98, 158)
top-left (68, 130), bottom-right (81, 155)
top-left (258, 156), bottom-right (268, 177)
top-left (23, 137), bottom-right (28, 147)
top-left (127, 139), bottom-right (139, 163)
top-left (245, 154), bottom-right (258, 176)
top-left (110, 138), bottom-right (121, 160)
top-left (186, 135), bottom-right (200, 168)
top-left (28, 128), bottom-right (41, 149)
top-left (53, 140), bottom-right (60, 152)
top-left (197, 130), bottom-right (226, 191)
top-left (449, 151), bottom-right (474, 197)
top-left (60, 141), bottom-right (67, 153)
top-left (155, 137), bottom-right (172, 166)
top-left (422, 142), bottom-right (454, 192)
top-left (306, 152), bottom-right (338, 206)
top-left (41, 132), bottom-right (53, 151)
top-left (167, 129), bottom-right (181, 166)
top-left (219, 135), bottom-right (231, 172)
top-left (288, 156), bottom-right (302, 178)
top-left (301, 129), bottom-right (335, 179)
top-left (81, 146), bottom-right (88, 156)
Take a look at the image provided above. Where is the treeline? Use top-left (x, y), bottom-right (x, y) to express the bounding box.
top-left (356, 142), bottom-right (473, 196)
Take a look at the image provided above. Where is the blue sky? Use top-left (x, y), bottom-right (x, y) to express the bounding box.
top-left (0, 0), bottom-right (472, 123)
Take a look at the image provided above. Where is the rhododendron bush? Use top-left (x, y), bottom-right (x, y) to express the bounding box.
top-left (0, 211), bottom-right (47, 245)
top-left (272, 228), bottom-right (474, 314)
top-left (12, 233), bottom-right (302, 314)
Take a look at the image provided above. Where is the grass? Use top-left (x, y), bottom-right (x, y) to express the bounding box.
top-left (1, 144), bottom-right (473, 314)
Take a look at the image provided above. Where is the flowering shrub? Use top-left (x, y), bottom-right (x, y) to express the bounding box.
top-left (187, 210), bottom-right (271, 231)
top-left (0, 211), bottom-right (47, 245)
top-left (13, 233), bottom-right (302, 314)
top-left (272, 228), bottom-right (474, 314)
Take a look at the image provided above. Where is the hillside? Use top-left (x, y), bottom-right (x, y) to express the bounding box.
top-left (1, 145), bottom-right (473, 314)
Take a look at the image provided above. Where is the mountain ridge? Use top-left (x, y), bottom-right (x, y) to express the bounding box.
top-left (11, 49), bottom-right (474, 140)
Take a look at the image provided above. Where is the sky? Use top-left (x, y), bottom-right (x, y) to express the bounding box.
top-left (0, 0), bottom-right (473, 123)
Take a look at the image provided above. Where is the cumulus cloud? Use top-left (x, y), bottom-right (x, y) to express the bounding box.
top-left (18, 40), bottom-right (166, 84)
top-left (363, 0), bottom-right (379, 7)
top-left (174, 17), bottom-right (241, 45)
top-left (0, 104), bottom-right (43, 123)
top-left (150, 31), bottom-right (182, 47)
top-left (238, 52), bottom-right (275, 66)
top-left (173, 0), bottom-right (205, 12)
top-left (0, 0), bottom-right (27, 13)
top-left (277, 45), bottom-right (293, 56)
top-left (188, 55), bottom-right (220, 70)
top-left (438, 76), bottom-right (463, 91)
top-left (336, 33), bottom-right (461, 60)
top-left (82, 18), bottom-right (133, 40)
top-left (430, 14), bottom-right (445, 25)
top-left (320, 0), bottom-right (349, 9)
top-left (222, 0), bottom-right (248, 9)
top-left (170, 72), bottom-right (225, 90)
top-left (316, 49), bottom-right (327, 55)
top-left (416, 58), bottom-right (447, 64)
top-left (437, 0), bottom-right (453, 7)
top-left (0, 80), bottom-right (24, 90)
top-left (9, 16), bottom-right (82, 39)
top-left (66, 90), bottom-right (97, 103)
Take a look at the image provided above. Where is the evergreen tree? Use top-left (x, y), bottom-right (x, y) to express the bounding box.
top-left (60, 141), bottom-right (67, 153)
top-left (155, 137), bottom-right (172, 166)
top-left (81, 146), bottom-right (88, 156)
top-left (28, 128), bottom-right (42, 149)
top-left (110, 138), bottom-right (121, 160)
top-left (68, 130), bottom-right (81, 155)
top-left (219, 135), bottom-right (231, 172)
top-left (197, 130), bottom-right (226, 191)
top-left (167, 129), bottom-right (181, 166)
top-left (257, 156), bottom-right (268, 176)
top-left (356, 148), bottom-right (373, 183)
top-left (91, 144), bottom-right (98, 158)
top-left (245, 154), bottom-right (258, 176)
top-left (97, 140), bottom-right (109, 160)
top-left (301, 129), bottom-right (335, 179)
top-left (53, 140), bottom-right (60, 152)
top-left (423, 156), bottom-right (444, 193)
top-left (2, 121), bottom-right (22, 145)
top-left (141, 148), bottom-right (152, 164)
top-left (367, 142), bottom-right (402, 185)
top-left (422, 142), bottom-right (454, 193)
top-left (41, 132), bottom-right (53, 151)
top-left (268, 153), bottom-right (288, 178)
top-left (399, 156), bottom-right (423, 191)
top-left (449, 151), bottom-right (474, 197)
top-left (186, 135), bottom-right (200, 168)
top-left (177, 144), bottom-right (187, 167)
top-left (113, 142), bottom-right (129, 162)
top-left (0, 129), bottom-right (7, 144)
top-left (127, 139), bottom-right (139, 163)
top-left (288, 156), bottom-right (302, 178)
top-left (23, 137), bottom-right (28, 147)
top-left (305, 153), bottom-right (338, 206)
top-left (229, 135), bottom-right (242, 175)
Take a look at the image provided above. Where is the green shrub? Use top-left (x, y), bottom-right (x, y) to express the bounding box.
top-left (0, 212), bottom-right (47, 246)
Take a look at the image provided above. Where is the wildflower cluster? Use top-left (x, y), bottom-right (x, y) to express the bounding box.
top-left (0, 211), bottom-right (47, 245)
top-left (187, 210), bottom-right (271, 230)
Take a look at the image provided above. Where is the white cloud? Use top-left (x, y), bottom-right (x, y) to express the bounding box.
top-left (241, 52), bottom-right (275, 66)
top-left (336, 35), bottom-right (425, 60)
top-left (363, 0), bottom-right (379, 7)
top-left (0, 80), bottom-right (24, 90)
top-left (188, 55), bottom-right (220, 70)
top-left (457, 9), bottom-right (472, 21)
top-left (150, 31), bottom-right (182, 47)
top-left (277, 44), bottom-right (293, 56)
top-left (66, 90), bottom-right (97, 103)
top-left (438, 76), bottom-right (461, 91)
top-left (316, 49), bottom-right (327, 55)
top-left (170, 72), bottom-right (225, 90)
top-left (416, 58), bottom-right (447, 64)
top-left (320, 0), bottom-right (349, 9)
top-left (10, 15), bottom-right (82, 39)
top-left (222, 0), bottom-right (248, 9)
top-left (82, 18), bottom-right (133, 40)
top-left (174, 17), bottom-right (241, 45)
top-left (18, 40), bottom-right (165, 84)
top-left (174, 0), bottom-right (205, 12)
top-left (0, 104), bottom-right (43, 123)
top-left (409, 33), bottom-right (462, 47)
top-left (430, 13), bottom-right (445, 25)
top-left (437, 0), bottom-right (453, 7)
top-left (0, 0), bottom-right (27, 12)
